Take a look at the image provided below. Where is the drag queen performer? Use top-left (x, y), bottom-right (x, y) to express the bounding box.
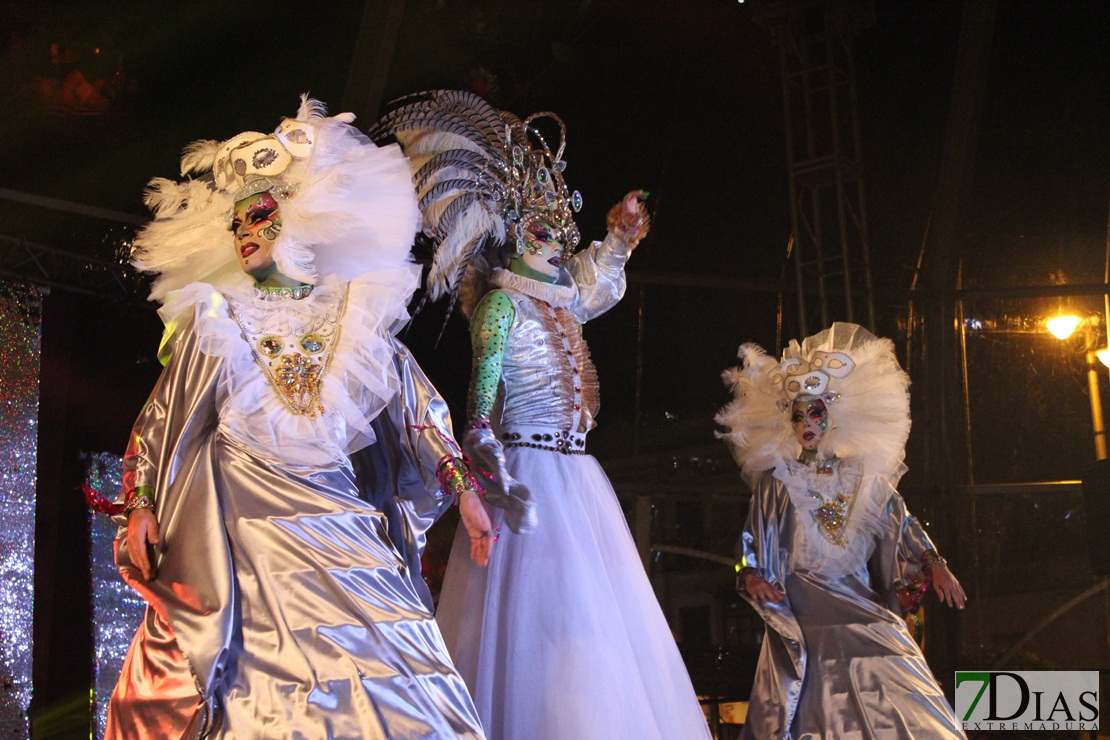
top-left (371, 91), bottom-right (710, 739)
top-left (99, 97), bottom-right (490, 738)
top-left (717, 322), bottom-right (967, 739)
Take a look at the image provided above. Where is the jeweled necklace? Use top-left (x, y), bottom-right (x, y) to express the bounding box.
top-left (225, 286), bottom-right (347, 416)
top-left (800, 456), bottom-right (860, 546)
top-left (254, 283), bottom-right (313, 301)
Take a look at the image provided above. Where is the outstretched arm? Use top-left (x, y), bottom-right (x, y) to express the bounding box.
top-left (565, 190), bottom-right (651, 323)
top-left (924, 551), bottom-right (967, 609)
top-left (894, 491), bottom-right (968, 610)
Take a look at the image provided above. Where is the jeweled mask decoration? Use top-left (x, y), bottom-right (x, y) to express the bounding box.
top-left (503, 113), bottom-right (582, 255)
top-left (212, 116), bottom-right (320, 203)
top-left (772, 351), bottom-right (855, 413)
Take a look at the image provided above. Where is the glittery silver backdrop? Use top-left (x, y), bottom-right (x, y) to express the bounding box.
top-left (84, 452), bottom-right (145, 739)
top-left (0, 283), bottom-right (42, 739)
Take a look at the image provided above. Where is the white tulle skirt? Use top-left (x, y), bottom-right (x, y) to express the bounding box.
top-left (435, 448), bottom-right (710, 740)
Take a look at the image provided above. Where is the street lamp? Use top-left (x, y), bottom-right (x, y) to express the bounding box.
top-left (1047, 315), bottom-right (1082, 340)
top-left (1047, 314), bottom-right (1110, 461)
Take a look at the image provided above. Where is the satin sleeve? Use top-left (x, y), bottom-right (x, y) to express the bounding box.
top-left (896, 493), bottom-right (938, 564)
top-left (355, 334), bottom-right (464, 610)
top-left (872, 484), bottom-right (939, 612)
top-left (565, 230), bottom-right (632, 323)
top-left (115, 314), bottom-right (222, 526)
top-left (111, 319), bottom-right (233, 722)
top-left (737, 470), bottom-right (792, 587)
top-left (736, 470), bottom-right (805, 736)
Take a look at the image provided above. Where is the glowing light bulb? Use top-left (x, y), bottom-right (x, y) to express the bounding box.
top-left (1047, 315), bottom-right (1082, 340)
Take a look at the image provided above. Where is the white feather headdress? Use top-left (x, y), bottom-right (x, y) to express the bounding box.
top-left (131, 95), bottom-right (421, 304)
top-left (717, 322), bottom-right (911, 487)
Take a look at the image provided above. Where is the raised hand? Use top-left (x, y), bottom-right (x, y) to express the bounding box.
top-left (606, 190), bottom-right (651, 248)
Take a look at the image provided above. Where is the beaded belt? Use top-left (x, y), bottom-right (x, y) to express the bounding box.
top-left (499, 425), bottom-right (587, 455)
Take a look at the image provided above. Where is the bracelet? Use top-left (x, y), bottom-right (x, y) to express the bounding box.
top-left (922, 549), bottom-right (947, 568)
top-left (436, 456), bottom-right (479, 504)
top-left (124, 486), bottom-right (156, 515)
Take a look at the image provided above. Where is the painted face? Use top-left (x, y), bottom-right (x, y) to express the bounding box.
top-left (231, 191), bottom-right (282, 281)
top-left (791, 397), bottom-right (828, 452)
top-left (510, 218), bottom-right (565, 282)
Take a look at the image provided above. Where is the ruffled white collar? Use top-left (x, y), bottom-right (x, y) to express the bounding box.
top-left (172, 272), bottom-right (405, 468)
top-left (776, 455), bottom-right (858, 486)
top-left (490, 268), bottom-right (577, 308)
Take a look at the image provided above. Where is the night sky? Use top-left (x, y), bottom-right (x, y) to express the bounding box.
top-left (3, 1), bottom-right (1107, 430)
top-left (2, 0), bottom-right (1109, 721)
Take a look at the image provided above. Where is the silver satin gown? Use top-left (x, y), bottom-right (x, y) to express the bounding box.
top-left (105, 281), bottom-right (485, 739)
top-left (738, 458), bottom-right (965, 739)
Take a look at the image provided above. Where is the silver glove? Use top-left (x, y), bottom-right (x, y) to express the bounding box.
top-left (462, 427), bottom-right (537, 534)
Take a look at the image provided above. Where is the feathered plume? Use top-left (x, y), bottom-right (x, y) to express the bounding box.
top-left (132, 95), bottom-right (420, 306)
top-left (294, 94), bottom-right (329, 123)
top-left (370, 90), bottom-right (578, 317)
top-left (369, 90), bottom-right (512, 307)
top-left (717, 323), bottom-right (912, 488)
top-left (179, 140), bottom-right (220, 176)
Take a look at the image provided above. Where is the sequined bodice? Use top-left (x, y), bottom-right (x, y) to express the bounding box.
top-left (225, 286), bottom-right (347, 417)
top-left (497, 289), bottom-right (599, 433)
top-left (773, 458), bottom-right (888, 578)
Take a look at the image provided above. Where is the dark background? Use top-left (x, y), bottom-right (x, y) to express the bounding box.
top-left (2, 0), bottom-right (1108, 733)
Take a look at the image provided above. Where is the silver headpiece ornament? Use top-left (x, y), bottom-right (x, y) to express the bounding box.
top-left (369, 90), bottom-right (583, 314)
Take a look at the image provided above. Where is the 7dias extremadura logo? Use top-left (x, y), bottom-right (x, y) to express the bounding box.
top-left (955, 671), bottom-right (1099, 732)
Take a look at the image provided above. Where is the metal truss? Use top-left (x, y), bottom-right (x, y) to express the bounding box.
top-left (0, 234), bottom-right (148, 303)
top-left (0, 189), bottom-right (150, 303)
top-left (757, 0), bottom-right (877, 335)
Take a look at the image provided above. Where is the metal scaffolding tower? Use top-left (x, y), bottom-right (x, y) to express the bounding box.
top-left (758, 0), bottom-right (876, 336)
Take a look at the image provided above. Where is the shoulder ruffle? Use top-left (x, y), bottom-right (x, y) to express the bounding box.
top-left (156, 282), bottom-right (242, 364)
top-left (490, 267), bottom-right (577, 308)
top-left (322, 266), bottom-right (422, 448)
